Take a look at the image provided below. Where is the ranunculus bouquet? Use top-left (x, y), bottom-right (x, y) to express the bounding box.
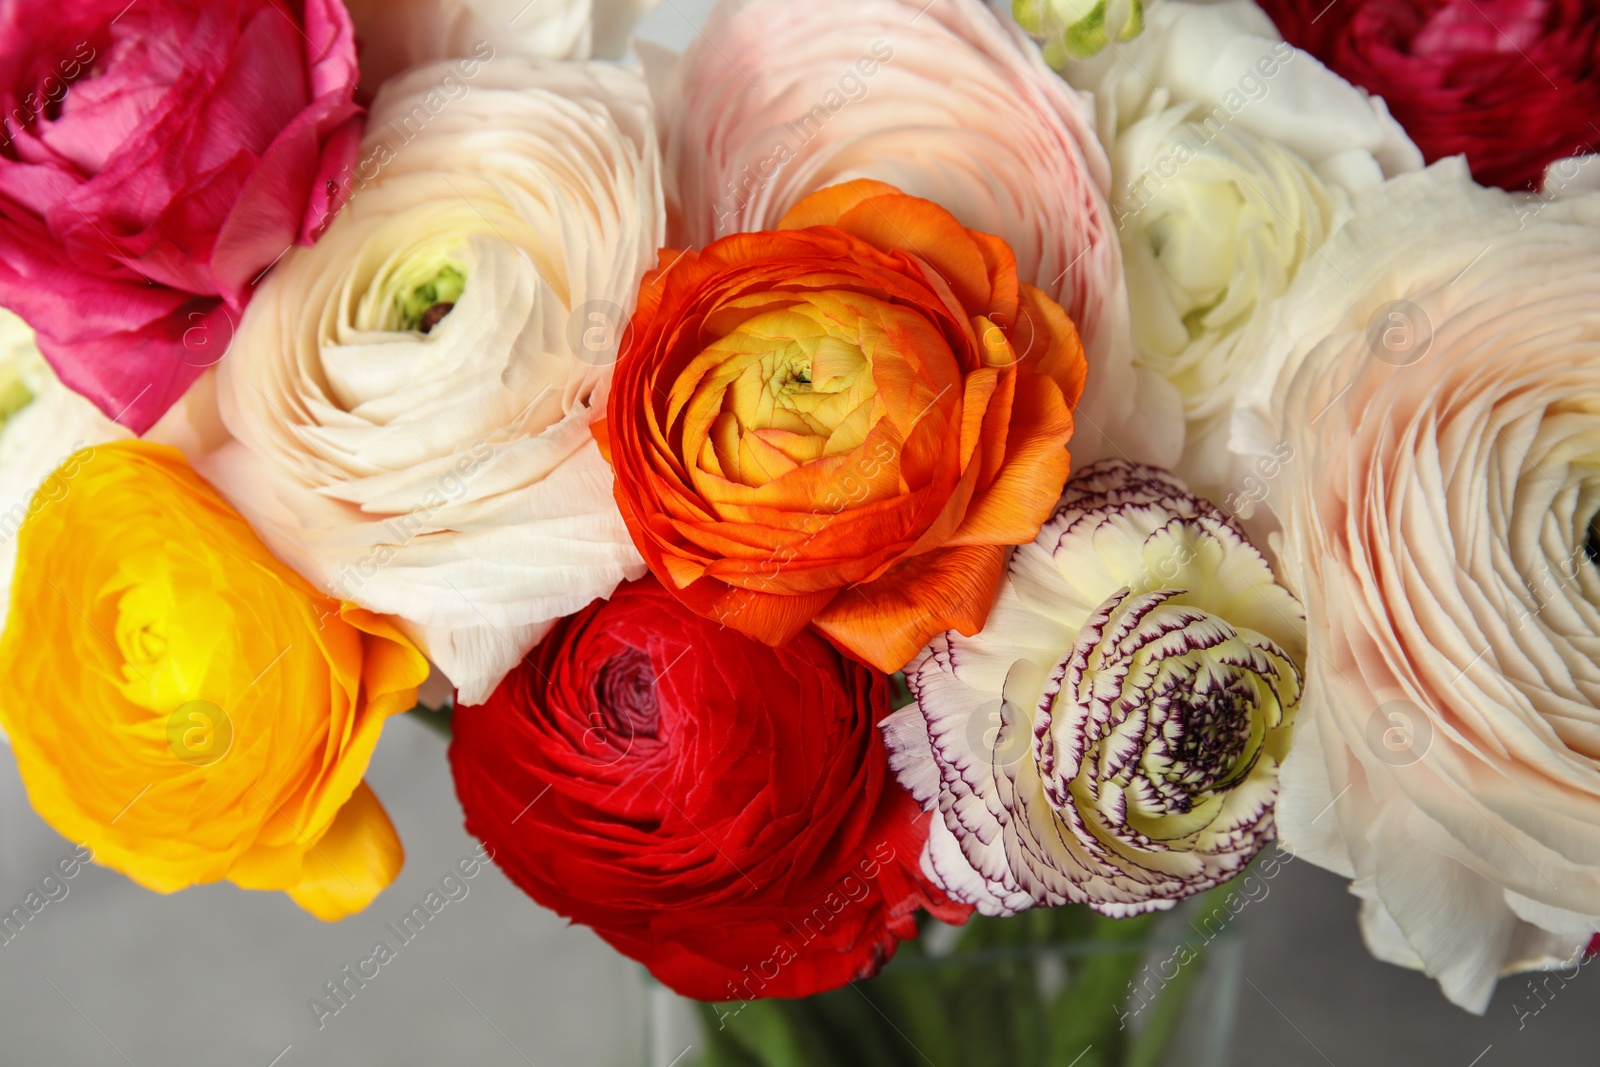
top-left (1, 0), bottom-right (1597, 1059)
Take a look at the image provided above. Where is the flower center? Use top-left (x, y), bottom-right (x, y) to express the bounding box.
top-left (590, 646), bottom-right (661, 752)
top-left (1051, 587), bottom-right (1294, 845)
top-left (1586, 510), bottom-right (1600, 566)
top-left (693, 297), bottom-right (883, 488)
top-left (110, 555), bottom-right (227, 716)
top-left (1161, 666), bottom-right (1258, 800)
top-left (395, 265), bottom-right (466, 333)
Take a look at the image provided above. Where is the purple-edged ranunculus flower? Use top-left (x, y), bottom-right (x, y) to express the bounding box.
top-left (882, 460), bottom-right (1305, 917)
top-left (0, 0), bottom-right (362, 432)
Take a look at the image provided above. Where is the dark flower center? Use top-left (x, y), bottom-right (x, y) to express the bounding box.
top-left (419, 302), bottom-right (455, 334)
top-left (1168, 672), bottom-right (1257, 796)
top-left (589, 646), bottom-right (660, 754)
top-left (1585, 510), bottom-right (1600, 566)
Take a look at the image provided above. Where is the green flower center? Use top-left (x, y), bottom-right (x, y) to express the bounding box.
top-left (393, 264), bottom-right (466, 333)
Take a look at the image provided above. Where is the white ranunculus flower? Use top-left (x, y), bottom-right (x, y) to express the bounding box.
top-left (882, 459), bottom-right (1303, 917)
top-left (1059, 0), bottom-right (1421, 493)
top-left (209, 59), bottom-right (663, 704)
top-left (1230, 160), bottom-right (1600, 1012)
top-left (653, 0), bottom-right (1181, 468)
top-left (346, 0), bottom-right (658, 94)
top-left (1541, 153), bottom-right (1600, 201)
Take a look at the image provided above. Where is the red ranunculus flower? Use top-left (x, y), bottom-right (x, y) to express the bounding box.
top-left (0, 0), bottom-right (362, 432)
top-left (1257, 0), bottom-right (1600, 190)
top-left (449, 577), bottom-right (968, 1001)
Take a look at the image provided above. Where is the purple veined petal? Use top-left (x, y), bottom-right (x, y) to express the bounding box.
top-left (882, 457), bottom-right (1305, 914)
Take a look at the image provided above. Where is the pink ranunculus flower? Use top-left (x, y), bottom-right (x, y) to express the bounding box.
top-left (1231, 160), bottom-right (1600, 1012)
top-left (0, 0), bottom-right (363, 433)
top-left (654, 0), bottom-right (1183, 468)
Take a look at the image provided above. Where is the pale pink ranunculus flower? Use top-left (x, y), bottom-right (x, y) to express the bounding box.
top-left (653, 0), bottom-right (1182, 467)
top-left (1231, 159), bottom-right (1600, 1012)
top-left (207, 58), bottom-right (662, 704)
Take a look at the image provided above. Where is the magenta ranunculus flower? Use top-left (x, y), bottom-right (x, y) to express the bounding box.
top-left (0, 0), bottom-right (362, 432)
top-left (1257, 0), bottom-right (1600, 192)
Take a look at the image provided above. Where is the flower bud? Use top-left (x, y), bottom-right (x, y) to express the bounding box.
top-left (1014, 0), bottom-right (1144, 63)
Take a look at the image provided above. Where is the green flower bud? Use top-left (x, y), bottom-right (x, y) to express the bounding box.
top-left (1014, 0), bottom-right (1144, 64)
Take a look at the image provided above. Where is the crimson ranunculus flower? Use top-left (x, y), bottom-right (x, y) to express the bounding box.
top-left (1258, 0), bottom-right (1600, 190)
top-left (449, 578), bottom-right (968, 1001)
top-left (0, 0), bottom-right (362, 432)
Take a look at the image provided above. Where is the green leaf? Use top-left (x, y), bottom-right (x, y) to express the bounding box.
top-left (406, 698), bottom-right (454, 739)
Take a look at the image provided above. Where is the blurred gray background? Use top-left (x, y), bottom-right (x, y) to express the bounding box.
top-left (3, 713), bottom-right (1598, 1066)
top-left (2, 2), bottom-right (1596, 1064)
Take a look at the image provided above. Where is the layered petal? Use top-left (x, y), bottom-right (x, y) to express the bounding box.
top-left (654, 0), bottom-right (1176, 465)
top-left (1231, 160), bottom-right (1600, 1011)
top-left (886, 459), bottom-right (1304, 916)
top-left (0, 0), bottom-right (362, 432)
top-left (603, 182), bottom-right (1087, 672)
top-left (1058, 0), bottom-right (1421, 492)
top-left (1259, 0), bottom-right (1600, 191)
top-left (448, 577), bottom-right (966, 1000)
top-left (209, 58), bottom-right (663, 702)
top-left (344, 0), bottom-right (660, 96)
top-left (0, 441), bottom-right (426, 915)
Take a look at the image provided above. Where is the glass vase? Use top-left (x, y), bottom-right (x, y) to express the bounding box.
top-left (647, 889), bottom-right (1243, 1067)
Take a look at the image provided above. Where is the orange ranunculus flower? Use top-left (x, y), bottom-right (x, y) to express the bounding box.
top-left (0, 441), bottom-right (428, 920)
top-left (597, 180), bottom-right (1089, 671)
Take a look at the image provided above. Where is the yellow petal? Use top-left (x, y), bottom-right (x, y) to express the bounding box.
top-left (284, 780), bottom-right (403, 921)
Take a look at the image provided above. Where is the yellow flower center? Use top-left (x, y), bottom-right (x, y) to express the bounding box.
top-left (110, 551), bottom-right (229, 717)
top-left (691, 295), bottom-right (885, 489)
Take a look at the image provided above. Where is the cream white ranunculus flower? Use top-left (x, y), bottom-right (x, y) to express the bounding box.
top-left (654, 0), bottom-right (1181, 468)
top-left (1230, 160), bottom-right (1600, 1012)
top-left (346, 0), bottom-right (659, 94)
top-left (882, 459), bottom-right (1303, 917)
top-left (1059, 0), bottom-right (1421, 493)
top-left (209, 59), bottom-right (662, 704)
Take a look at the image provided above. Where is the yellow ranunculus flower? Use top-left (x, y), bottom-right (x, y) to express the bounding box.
top-left (0, 441), bottom-right (428, 919)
